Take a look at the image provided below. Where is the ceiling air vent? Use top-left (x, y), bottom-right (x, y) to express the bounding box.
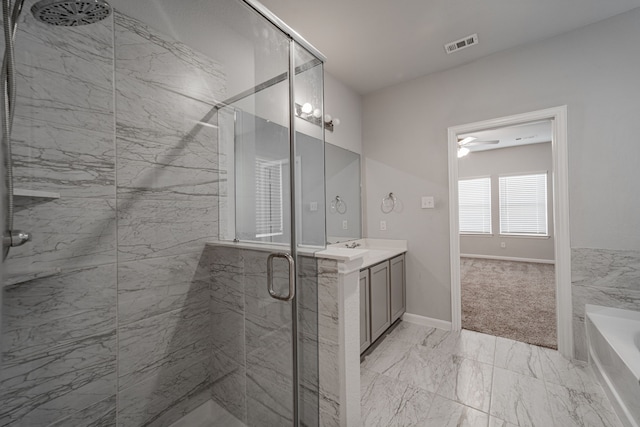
top-left (444, 33), bottom-right (478, 54)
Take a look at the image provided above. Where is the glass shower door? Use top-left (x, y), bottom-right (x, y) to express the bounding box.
top-left (214, 3), bottom-right (325, 425)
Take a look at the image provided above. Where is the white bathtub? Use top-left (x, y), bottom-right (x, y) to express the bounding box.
top-left (586, 305), bottom-right (640, 427)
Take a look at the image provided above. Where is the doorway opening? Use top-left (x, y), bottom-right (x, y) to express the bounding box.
top-left (457, 121), bottom-right (556, 348)
top-left (447, 107), bottom-right (573, 358)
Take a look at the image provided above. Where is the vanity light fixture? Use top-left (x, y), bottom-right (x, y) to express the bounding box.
top-left (301, 102), bottom-right (313, 114)
top-left (295, 102), bottom-right (340, 132)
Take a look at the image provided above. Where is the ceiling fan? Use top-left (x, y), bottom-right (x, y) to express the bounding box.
top-left (457, 136), bottom-right (499, 158)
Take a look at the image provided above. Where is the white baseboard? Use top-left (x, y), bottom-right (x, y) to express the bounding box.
top-left (460, 254), bottom-right (555, 265)
top-left (402, 313), bottom-right (452, 331)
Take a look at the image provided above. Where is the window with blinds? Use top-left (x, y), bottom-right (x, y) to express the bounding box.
top-left (255, 158), bottom-right (284, 238)
top-left (458, 177), bottom-right (492, 234)
top-left (499, 172), bottom-right (548, 236)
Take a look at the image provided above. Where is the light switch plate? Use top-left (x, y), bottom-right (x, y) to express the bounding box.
top-left (380, 220), bottom-right (387, 231)
top-left (342, 220), bottom-right (348, 229)
top-left (310, 201), bottom-right (318, 212)
top-left (422, 196), bottom-right (435, 209)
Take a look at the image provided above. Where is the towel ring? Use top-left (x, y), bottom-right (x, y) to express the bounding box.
top-left (331, 196), bottom-right (347, 214)
top-left (381, 192), bottom-right (397, 214)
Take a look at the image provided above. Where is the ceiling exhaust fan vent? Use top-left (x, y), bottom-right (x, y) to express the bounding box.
top-left (445, 33), bottom-right (478, 54)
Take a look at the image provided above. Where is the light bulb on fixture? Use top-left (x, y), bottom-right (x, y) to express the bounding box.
top-left (301, 103), bottom-right (313, 114)
top-left (333, 118), bottom-right (340, 126)
top-left (324, 114), bottom-right (332, 123)
top-left (313, 108), bottom-right (322, 118)
top-left (457, 147), bottom-right (470, 158)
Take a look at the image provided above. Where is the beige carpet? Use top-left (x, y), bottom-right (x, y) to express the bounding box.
top-left (461, 257), bottom-right (557, 349)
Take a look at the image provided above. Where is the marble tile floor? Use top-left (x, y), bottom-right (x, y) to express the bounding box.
top-left (361, 321), bottom-right (623, 427)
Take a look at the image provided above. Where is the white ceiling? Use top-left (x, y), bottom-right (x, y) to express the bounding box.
top-left (258, 0), bottom-right (640, 94)
top-left (107, 0), bottom-right (640, 95)
top-left (459, 121), bottom-right (552, 152)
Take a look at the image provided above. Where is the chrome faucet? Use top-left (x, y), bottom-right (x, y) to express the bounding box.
top-left (345, 242), bottom-right (361, 249)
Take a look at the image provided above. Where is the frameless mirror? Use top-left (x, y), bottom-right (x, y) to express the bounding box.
top-left (325, 143), bottom-right (361, 243)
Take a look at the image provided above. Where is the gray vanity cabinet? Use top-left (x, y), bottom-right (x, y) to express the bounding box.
top-left (359, 270), bottom-right (371, 353)
top-left (390, 254), bottom-right (406, 323)
top-left (360, 252), bottom-right (407, 354)
top-left (370, 261), bottom-right (391, 343)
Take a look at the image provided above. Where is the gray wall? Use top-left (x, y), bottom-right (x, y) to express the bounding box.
top-left (458, 142), bottom-right (554, 262)
top-left (362, 7), bottom-right (640, 346)
top-left (1, 8), bottom-right (221, 425)
top-left (325, 143), bottom-right (361, 242)
top-left (324, 72), bottom-right (363, 155)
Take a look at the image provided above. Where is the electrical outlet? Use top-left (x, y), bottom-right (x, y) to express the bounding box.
top-left (380, 220), bottom-right (387, 231)
top-left (342, 220), bottom-right (348, 229)
top-left (310, 201), bottom-right (318, 212)
top-left (500, 242), bottom-right (506, 248)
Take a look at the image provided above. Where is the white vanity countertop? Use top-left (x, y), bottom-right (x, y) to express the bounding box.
top-left (316, 238), bottom-right (407, 269)
top-left (206, 239), bottom-right (407, 269)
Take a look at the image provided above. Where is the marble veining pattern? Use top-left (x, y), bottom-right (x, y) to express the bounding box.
top-left (572, 247), bottom-right (640, 360)
top-left (114, 12), bottom-right (225, 105)
top-left (5, 197), bottom-right (117, 284)
top-left (494, 336), bottom-right (543, 379)
top-left (117, 252), bottom-right (210, 325)
top-left (116, 198), bottom-right (217, 262)
top-left (361, 322), bottom-right (623, 427)
top-left (0, 331), bottom-right (116, 427)
top-left (316, 257), bottom-right (340, 425)
top-left (12, 118), bottom-right (115, 198)
top-left (115, 75), bottom-right (219, 148)
top-left (117, 357), bottom-right (211, 427)
top-left (116, 136), bottom-right (220, 201)
top-left (546, 382), bottom-right (621, 427)
top-left (361, 368), bottom-right (434, 426)
top-left (2, 264), bottom-right (116, 361)
top-left (1, 5), bottom-right (240, 427)
top-left (118, 303), bottom-right (210, 390)
top-left (47, 395), bottom-right (116, 427)
top-left (572, 247), bottom-right (640, 290)
top-left (14, 11), bottom-right (114, 134)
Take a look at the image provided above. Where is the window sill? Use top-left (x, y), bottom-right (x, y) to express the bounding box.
top-left (499, 234), bottom-right (551, 239)
top-left (460, 233), bottom-right (494, 237)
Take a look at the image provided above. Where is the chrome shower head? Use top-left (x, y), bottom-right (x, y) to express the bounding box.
top-left (31, 0), bottom-right (111, 26)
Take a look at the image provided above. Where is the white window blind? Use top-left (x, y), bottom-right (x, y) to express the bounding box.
top-left (499, 173), bottom-right (548, 236)
top-left (255, 158), bottom-right (284, 238)
top-left (458, 177), bottom-right (492, 234)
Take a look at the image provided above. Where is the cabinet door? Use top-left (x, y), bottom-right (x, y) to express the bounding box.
top-left (390, 254), bottom-right (406, 323)
top-left (360, 269), bottom-right (371, 353)
top-left (370, 261), bottom-right (391, 342)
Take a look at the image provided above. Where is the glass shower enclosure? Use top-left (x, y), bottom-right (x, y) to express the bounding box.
top-left (0, 0), bottom-right (325, 425)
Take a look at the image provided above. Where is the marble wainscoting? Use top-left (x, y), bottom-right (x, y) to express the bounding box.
top-left (571, 248), bottom-right (640, 360)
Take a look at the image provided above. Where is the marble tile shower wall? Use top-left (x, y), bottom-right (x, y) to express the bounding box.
top-left (114, 12), bottom-right (223, 425)
top-left (1, 7), bottom-right (225, 426)
top-left (207, 245), bottom-right (321, 427)
top-left (571, 247), bottom-right (640, 360)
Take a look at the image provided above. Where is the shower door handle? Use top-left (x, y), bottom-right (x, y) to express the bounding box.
top-left (267, 252), bottom-right (295, 301)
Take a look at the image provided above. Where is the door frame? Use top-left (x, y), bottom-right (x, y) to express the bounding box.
top-left (447, 106), bottom-right (573, 358)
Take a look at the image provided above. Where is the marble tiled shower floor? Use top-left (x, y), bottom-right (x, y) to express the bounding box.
top-left (360, 322), bottom-right (622, 427)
